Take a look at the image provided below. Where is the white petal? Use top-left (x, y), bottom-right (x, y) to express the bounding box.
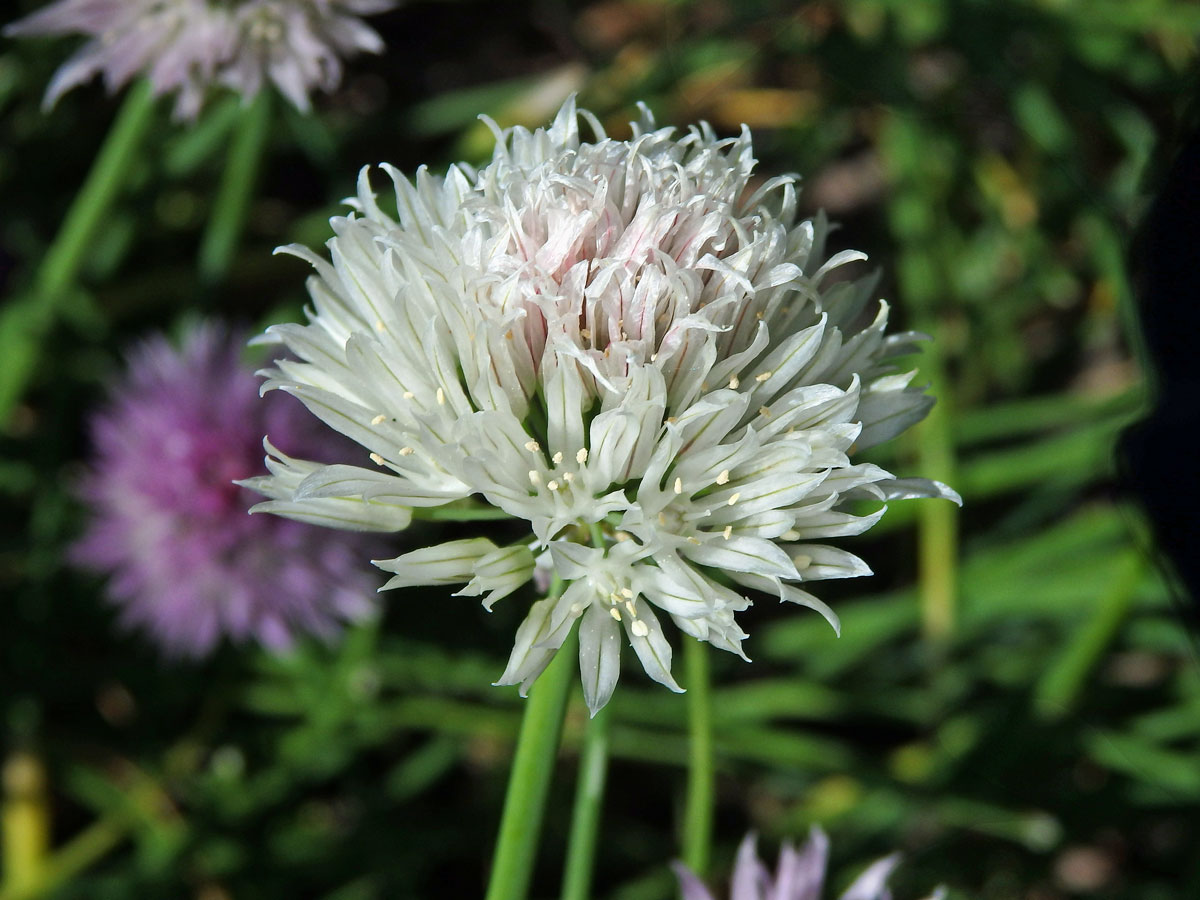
top-left (578, 602), bottom-right (622, 714)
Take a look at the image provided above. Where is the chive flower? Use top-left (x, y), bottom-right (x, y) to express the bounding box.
top-left (246, 99), bottom-right (959, 712)
top-left (5, 0), bottom-right (394, 119)
top-left (73, 323), bottom-right (388, 656)
top-left (673, 830), bottom-right (945, 900)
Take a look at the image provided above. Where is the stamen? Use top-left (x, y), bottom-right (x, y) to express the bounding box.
top-left (631, 619), bottom-right (649, 637)
top-left (759, 405), bottom-right (772, 418)
top-left (782, 529), bottom-right (800, 542)
top-left (552, 451), bottom-right (563, 465)
top-left (525, 440), bottom-right (540, 452)
top-left (399, 446), bottom-right (414, 456)
top-left (369, 453), bottom-right (385, 466)
top-left (547, 480), bottom-right (560, 491)
top-left (375, 319), bottom-right (386, 332)
top-left (528, 470), bottom-right (541, 486)
top-left (576, 447), bottom-right (588, 464)
top-left (620, 587), bottom-right (634, 599)
top-left (754, 371), bottom-right (772, 382)
top-left (371, 414), bottom-right (386, 425)
top-left (562, 471), bottom-right (575, 483)
top-left (793, 554), bottom-right (812, 568)
top-left (727, 492), bottom-right (741, 506)
top-left (673, 477), bottom-right (683, 495)
top-left (403, 391), bottom-right (415, 399)
top-left (716, 469), bottom-right (730, 485)
top-left (723, 525), bottom-right (733, 540)
top-left (609, 607), bottom-right (622, 622)
top-left (436, 388), bottom-right (445, 406)
top-left (728, 375), bottom-right (740, 389)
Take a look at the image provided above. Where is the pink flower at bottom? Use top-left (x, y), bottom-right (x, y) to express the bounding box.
top-left (673, 830), bottom-right (945, 900)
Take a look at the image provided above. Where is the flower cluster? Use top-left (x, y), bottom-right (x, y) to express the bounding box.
top-left (674, 830), bottom-right (944, 900)
top-left (5, 0), bottom-right (394, 119)
top-left (245, 99), bottom-right (959, 712)
top-left (74, 324), bottom-right (387, 656)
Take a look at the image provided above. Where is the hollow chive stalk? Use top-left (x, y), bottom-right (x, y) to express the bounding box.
top-left (559, 522), bottom-right (615, 900)
top-left (485, 589), bottom-right (576, 900)
top-left (198, 89), bottom-right (272, 285)
top-left (0, 79), bottom-right (158, 425)
top-left (682, 638), bottom-right (714, 877)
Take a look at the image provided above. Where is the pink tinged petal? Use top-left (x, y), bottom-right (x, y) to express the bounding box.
top-left (730, 832), bottom-right (772, 900)
top-left (671, 862), bottom-right (718, 900)
top-left (780, 827), bottom-right (831, 900)
top-left (41, 41), bottom-right (110, 108)
top-left (838, 854), bottom-right (900, 900)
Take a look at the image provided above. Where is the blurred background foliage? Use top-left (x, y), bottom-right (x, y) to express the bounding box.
top-left (1, 0), bottom-right (1198, 898)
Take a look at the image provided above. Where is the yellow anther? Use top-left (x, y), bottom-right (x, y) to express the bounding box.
top-left (576, 447), bottom-right (588, 464)
top-left (399, 446), bottom-right (414, 456)
top-left (609, 607), bottom-right (622, 622)
top-left (716, 470), bottom-right (730, 485)
top-left (755, 371), bottom-right (772, 383)
top-left (727, 492), bottom-right (741, 506)
top-left (436, 388), bottom-right (445, 406)
top-left (728, 375), bottom-right (740, 389)
top-left (759, 405), bottom-right (772, 418)
top-left (525, 440), bottom-right (540, 452)
top-left (673, 477), bottom-right (683, 495)
top-left (371, 414), bottom-right (386, 425)
top-left (615, 531), bottom-right (631, 542)
top-left (631, 619), bottom-right (650, 637)
top-left (552, 451), bottom-right (564, 465)
top-left (562, 471), bottom-right (575, 483)
top-left (782, 529), bottom-right (800, 542)
top-left (528, 470), bottom-right (542, 486)
top-left (620, 587), bottom-right (634, 599)
top-left (547, 480), bottom-right (560, 491)
top-left (403, 391), bottom-right (415, 399)
top-left (369, 453), bottom-right (385, 466)
top-left (793, 554), bottom-right (813, 568)
top-left (375, 319), bottom-right (386, 332)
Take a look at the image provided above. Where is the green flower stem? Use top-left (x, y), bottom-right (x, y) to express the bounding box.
top-left (198, 90), bottom-right (272, 285)
top-left (485, 622), bottom-right (576, 900)
top-left (560, 701), bottom-right (611, 900)
top-left (682, 638), bottom-right (714, 877)
top-left (0, 80), bottom-right (157, 425)
top-left (915, 330), bottom-right (958, 641)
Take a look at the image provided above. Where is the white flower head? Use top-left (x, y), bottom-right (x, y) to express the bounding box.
top-left (5, 0), bottom-right (394, 119)
top-left (247, 98), bottom-right (960, 713)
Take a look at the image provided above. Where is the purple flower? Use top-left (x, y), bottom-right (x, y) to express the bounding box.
top-left (673, 830), bottom-right (945, 900)
top-left (5, 0), bottom-right (394, 120)
top-left (73, 323), bottom-right (388, 656)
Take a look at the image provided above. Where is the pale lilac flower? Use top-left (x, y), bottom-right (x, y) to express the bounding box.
top-left (73, 323), bottom-right (394, 656)
top-left (5, 0), bottom-right (394, 119)
top-left (673, 830), bottom-right (945, 900)
top-left (245, 99), bottom-right (959, 712)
